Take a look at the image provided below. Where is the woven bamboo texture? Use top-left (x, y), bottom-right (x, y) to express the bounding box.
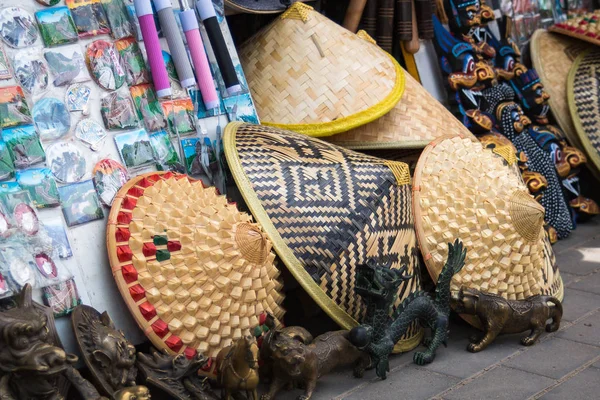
top-left (567, 49), bottom-right (600, 181)
top-left (413, 136), bottom-right (563, 317)
top-left (325, 71), bottom-right (476, 149)
top-left (531, 29), bottom-right (591, 149)
top-left (239, 3), bottom-right (403, 137)
top-left (106, 172), bottom-right (285, 363)
top-left (224, 122), bottom-right (423, 352)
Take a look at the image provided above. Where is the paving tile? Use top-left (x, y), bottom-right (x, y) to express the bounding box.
top-left (553, 221), bottom-right (600, 255)
top-left (560, 272), bottom-right (578, 286)
top-left (343, 366), bottom-right (459, 400)
top-left (503, 337), bottom-right (600, 379)
top-left (558, 311), bottom-right (600, 347)
top-left (556, 247), bottom-right (600, 276)
top-left (292, 369), bottom-right (365, 399)
top-left (561, 288), bottom-right (600, 322)
top-left (443, 366), bottom-right (554, 400)
top-left (540, 367), bottom-right (600, 400)
top-left (568, 271), bottom-right (600, 295)
top-left (422, 335), bottom-right (520, 379)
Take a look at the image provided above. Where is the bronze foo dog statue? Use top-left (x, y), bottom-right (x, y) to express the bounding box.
top-left (451, 287), bottom-right (563, 352)
top-left (260, 330), bottom-right (370, 400)
top-left (0, 284), bottom-right (106, 400)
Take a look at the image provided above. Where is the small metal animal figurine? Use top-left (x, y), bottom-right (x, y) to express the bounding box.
top-left (216, 336), bottom-right (260, 400)
top-left (451, 287), bottom-right (563, 352)
top-left (259, 312), bottom-right (313, 383)
top-left (260, 330), bottom-right (370, 400)
top-left (137, 349), bottom-right (218, 400)
top-left (349, 239), bottom-right (467, 379)
top-left (0, 284), bottom-right (106, 400)
top-left (113, 385), bottom-right (152, 400)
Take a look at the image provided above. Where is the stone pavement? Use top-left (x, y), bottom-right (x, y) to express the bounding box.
top-left (278, 218), bottom-right (600, 400)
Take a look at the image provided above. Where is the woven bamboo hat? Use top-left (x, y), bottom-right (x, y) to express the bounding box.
top-left (240, 2), bottom-right (473, 148)
top-left (413, 136), bottom-right (564, 324)
top-left (106, 172), bottom-right (285, 362)
top-left (224, 122), bottom-right (424, 351)
top-left (567, 49), bottom-right (600, 181)
top-left (225, 0), bottom-right (295, 14)
top-left (531, 29), bottom-right (591, 148)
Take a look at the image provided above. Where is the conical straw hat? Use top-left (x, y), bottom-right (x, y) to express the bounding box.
top-left (239, 3), bottom-right (403, 137)
top-left (224, 122), bottom-right (424, 352)
top-left (225, 0), bottom-right (291, 14)
top-left (324, 71), bottom-right (477, 149)
top-left (106, 172), bottom-right (285, 365)
top-left (413, 136), bottom-right (563, 327)
top-left (531, 29), bottom-right (591, 148)
top-left (567, 49), bottom-right (600, 181)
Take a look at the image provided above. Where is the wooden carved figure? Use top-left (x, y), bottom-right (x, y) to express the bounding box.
top-left (216, 336), bottom-right (260, 400)
top-left (451, 287), bottom-right (563, 352)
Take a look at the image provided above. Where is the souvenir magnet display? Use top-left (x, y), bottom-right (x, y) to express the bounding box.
top-left (12, 50), bottom-right (49, 95)
top-left (130, 84), bottom-right (167, 132)
top-left (115, 37), bottom-right (150, 86)
top-left (92, 159), bottom-right (128, 206)
top-left (58, 180), bottom-right (104, 227)
top-left (161, 98), bottom-right (195, 135)
top-left (76, 118), bottom-right (108, 150)
top-left (15, 168), bottom-right (61, 209)
top-left (35, 7), bottom-right (79, 47)
top-left (34, 253), bottom-right (58, 279)
top-left (45, 46), bottom-right (90, 87)
top-left (1, 246), bottom-right (37, 288)
top-left (1, 125), bottom-right (45, 169)
top-left (114, 129), bottom-right (155, 169)
top-left (0, 86), bottom-right (32, 128)
top-left (43, 278), bottom-right (82, 317)
top-left (43, 217), bottom-right (74, 259)
top-left (223, 123), bottom-right (423, 351)
top-left (149, 130), bottom-right (179, 169)
top-left (452, 288), bottom-right (563, 351)
top-left (106, 172), bottom-right (285, 365)
top-left (86, 40), bottom-right (126, 91)
top-left (45, 142), bottom-right (87, 183)
top-left (0, 7), bottom-right (38, 48)
top-left (66, 0), bottom-right (111, 38)
top-left (102, 0), bottom-right (134, 40)
top-left (100, 91), bottom-right (139, 130)
top-left (32, 98), bottom-right (71, 141)
top-left (66, 84), bottom-right (92, 114)
top-left (0, 140), bottom-right (15, 181)
top-left (0, 44), bottom-right (12, 80)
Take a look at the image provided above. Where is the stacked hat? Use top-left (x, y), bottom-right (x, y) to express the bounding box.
top-left (239, 2), bottom-right (475, 149)
top-left (413, 136), bottom-right (564, 326)
top-left (531, 29), bottom-right (591, 148)
top-left (224, 122), bottom-right (424, 352)
top-left (567, 49), bottom-right (600, 181)
top-left (106, 172), bottom-right (285, 362)
top-left (225, 0), bottom-right (294, 14)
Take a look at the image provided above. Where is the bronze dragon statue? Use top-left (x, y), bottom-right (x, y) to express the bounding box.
top-left (349, 239), bottom-right (466, 379)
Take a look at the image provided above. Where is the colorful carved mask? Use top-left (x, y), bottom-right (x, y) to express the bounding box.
top-left (444, 0), bottom-right (484, 35)
top-left (510, 69), bottom-right (551, 124)
top-left (496, 102), bottom-right (532, 135)
top-left (487, 31), bottom-right (525, 81)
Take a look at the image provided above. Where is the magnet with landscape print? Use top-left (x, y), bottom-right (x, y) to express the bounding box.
top-left (42, 216), bottom-right (73, 259)
top-left (1, 125), bottom-right (45, 169)
top-left (66, 0), bottom-right (110, 38)
top-left (36, 7), bottom-right (79, 47)
top-left (0, 86), bottom-right (32, 128)
top-left (0, 140), bottom-right (15, 181)
top-left (12, 49), bottom-right (49, 95)
top-left (45, 142), bottom-right (87, 183)
top-left (58, 180), bottom-right (104, 227)
top-left (45, 46), bottom-right (90, 87)
top-left (33, 98), bottom-right (71, 141)
top-left (0, 7), bottom-right (38, 48)
top-left (92, 158), bottom-right (128, 206)
top-left (16, 168), bottom-right (61, 209)
top-left (86, 39), bottom-right (126, 90)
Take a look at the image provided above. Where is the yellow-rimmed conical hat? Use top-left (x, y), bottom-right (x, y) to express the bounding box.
top-left (106, 172), bottom-right (285, 364)
top-left (531, 29), bottom-right (591, 148)
top-left (567, 49), bottom-right (600, 181)
top-left (413, 136), bottom-right (563, 326)
top-left (239, 3), bottom-right (403, 138)
top-left (224, 122), bottom-right (423, 352)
